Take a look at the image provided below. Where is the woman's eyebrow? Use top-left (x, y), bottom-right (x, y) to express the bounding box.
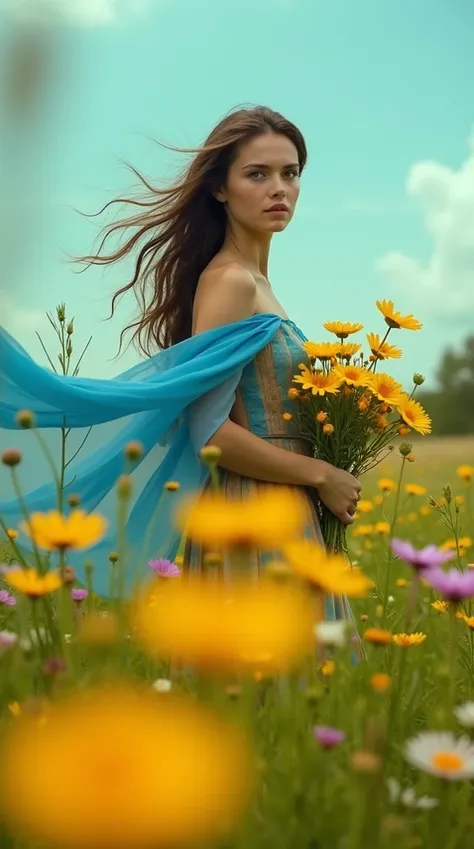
top-left (241, 162), bottom-right (300, 170)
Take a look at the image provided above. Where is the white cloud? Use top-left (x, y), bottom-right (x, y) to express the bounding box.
top-left (0, 293), bottom-right (49, 354)
top-left (376, 132), bottom-right (474, 321)
top-left (0, 0), bottom-right (157, 27)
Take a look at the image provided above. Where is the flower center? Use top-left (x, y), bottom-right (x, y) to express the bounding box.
top-left (431, 752), bottom-right (464, 772)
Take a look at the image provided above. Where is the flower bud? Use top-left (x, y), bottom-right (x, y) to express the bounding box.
top-left (407, 454), bottom-right (415, 463)
top-left (66, 321), bottom-right (74, 335)
top-left (67, 493), bottom-right (81, 508)
top-left (56, 304), bottom-right (66, 322)
top-left (124, 441), bottom-right (144, 462)
top-left (116, 474), bottom-right (133, 498)
top-left (108, 552), bottom-right (119, 564)
top-left (442, 485), bottom-right (452, 504)
top-left (398, 425), bottom-right (410, 437)
top-left (412, 373), bottom-right (425, 386)
top-left (1, 449), bottom-right (22, 467)
top-left (6, 528), bottom-right (18, 540)
top-left (60, 566), bottom-right (76, 584)
top-left (15, 409), bottom-right (35, 429)
top-left (199, 445), bottom-right (222, 464)
top-left (164, 480), bottom-right (180, 492)
top-left (351, 751), bottom-right (381, 773)
top-left (399, 442), bottom-right (412, 457)
top-left (323, 423), bottom-right (334, 436)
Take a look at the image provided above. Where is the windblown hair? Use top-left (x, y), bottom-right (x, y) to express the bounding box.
top-left (75, 105), bottom-right (308, 355)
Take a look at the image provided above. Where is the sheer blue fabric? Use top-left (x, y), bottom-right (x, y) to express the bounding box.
top-left (0, 313), bottom-right (283, 596)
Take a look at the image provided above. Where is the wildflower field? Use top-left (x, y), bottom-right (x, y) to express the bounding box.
top-left (0, 314), bottom-right (474, 849)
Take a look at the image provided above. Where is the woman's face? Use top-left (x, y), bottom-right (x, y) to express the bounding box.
top-left (216, 131), bottom-right (301, 234)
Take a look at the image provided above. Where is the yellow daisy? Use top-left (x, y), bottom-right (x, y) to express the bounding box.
top-left (4, 567), bottom-right (62, 598)
top-left (374, 521), bottom-right (391, 535)
top-left (457, 465), bottom-right (474, 484)
top-left (293, 366), bottom-right (343, 396)
top-left (397, 395), bottom-right (432, 435)
top-left (283, 540), bottom-right (372, 597)
top-left (302, 341), bottom-right (339, 361)
top-left (20, 510), bottom-right (107, 552)
top-left (368, 373), bottom-right (404, 406)
top-left (393, 632), bottom-right (427, 647)
top-left (376, 300), bottom-right (423, 331)
top-left (336, 343), bottom-right (361, 359)
top-left (404, 483), bottom-right (427, 497)
top-left (333, 364), bottom-right (373, 388)
top-left (377, 478), bottom-right (395, 493)
top-left (356, 500), bottom-right (374, 514)
top-left (323, 321), bottom-right (364, 339)
top-left (366, 332), bottom-right (402, 359)
top-left (432, 601), bottom-right (448, 614)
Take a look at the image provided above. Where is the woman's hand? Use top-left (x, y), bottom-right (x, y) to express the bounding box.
top-left (313, 461), bottom-right (361, 526)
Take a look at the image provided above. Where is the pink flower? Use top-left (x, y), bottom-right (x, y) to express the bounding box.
top-left (148, 558), bottom-right (181, 578)
top-left (313, 725), bottom-right (346, 749)
top-left (71, 588), bottom-right (88, 603)
top-left (424, 568), bottom-right (474, 602)
top-left (0, 589), bottom-right (16, 607)
top-left (0, 630), bottom-right (17, 651)
top-left (391, 539), bottom-right (453, 572)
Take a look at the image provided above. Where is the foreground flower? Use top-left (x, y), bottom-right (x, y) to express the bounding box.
top-left (423, 568), bottom-right (474, 602)
top-left (366, 333), bottom-right (402, 360)
top-left (387, 778), bottom-right (438, 809)
top-left (20, 510), bottom-right (107, 551)
top-left (176, 488), bottom-right (306, 548)
top-left (397, 395), bottom-right (432, 435)
top-left (0, 685), bottom-right (252, 849)
top-left (284, 541), bottom-right (372, 597)
top-left (391, 539), bottom-right (453, 573)
top-left (369, 373), bottom-right (404, 406)
top-left (148, 558), bottom-right (182, 578)
top-left (333, 364), bottom-right (373, 388)
top-left (134, 578), bottom-right (314, 674)
top-left (302, 341), bottom-right (339, 360)
top-left (313, 726), bottom-right (345, 749)
top-left (376, 300), bottom-right (423, 331)
top-left (293, 366), bottom-right (343, 396)
top-left (404, 732), bottom-right (474, 781)
top-left (4, 568), bottom-right (62, 598)
top-left (393, 632), bottom-right (427, 647)
top-left (323, 321), bottom-right (363, 339)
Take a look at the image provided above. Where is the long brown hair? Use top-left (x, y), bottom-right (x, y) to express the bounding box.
top-left (75, 105), bottom-right (308, 356)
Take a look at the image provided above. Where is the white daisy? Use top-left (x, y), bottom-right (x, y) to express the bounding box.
top-left (405, 731), bottom-right (474, 781)
top-left (314, 620), bottom-right (348, 648)
top-left (454, 702), bottom-right (474, 728)
top-left (387, 778), bottom-right (438, 809)
top-left (152, 678), bottom-right (172, 693)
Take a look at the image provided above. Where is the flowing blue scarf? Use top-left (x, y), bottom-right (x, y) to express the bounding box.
top-left (0, 313), bottom-right (283, 595)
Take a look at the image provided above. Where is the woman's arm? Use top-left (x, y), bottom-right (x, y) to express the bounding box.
top-left (192, 265), bottom-right (360, 524)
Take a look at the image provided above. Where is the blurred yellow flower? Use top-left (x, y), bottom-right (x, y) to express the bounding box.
top-left (464, 617), bottom-right (474, 631)
top-left (393, 633), bottom-right (427, 647)
top-left (134, 577), bottom-right (314, 674)
top-left (77, 613), bottom-right (121, 646)
top-left (322, 423), bottom-right (335, 435)
top-left (176, 488), bottom-right (306, 549)
top-left (20, 509), bottom-right (107, 551)
top-left (420, 505), bottom-right (431, 517)
top-left (363, 628), bottom-right (392, 646)
top-left (407, 512), bottom-right (418, 522)
top-left (375, 521), bottom-right (391, 535)
top-left (6, 528), bottom-right (18, 541)
top-left (366, 333), bottom-right (402, 360)
top-left (396, 578), bottom-right (409, 587)
top-left (333, 364), bottom-right (373, 388)
top-left (302, 341), bottom-right (339, 360)
top-left (353, 524), bottom-right (374, 537)
top-left (356, 500), bottom-right (374, 514)
top-left (405, 484), bottom-right (427, 497)
top-left (321, 659), bottom-right (335, 676)
top-left (432, 601), bottom-right (448, 614)
top-left (5, 568), bottom-right (62, 598)
top-left (455, 495), bottom-right (465, 506)
top-left (282, 412), bottom-right (293, 421)
top-left (323, 321), bottom-right (363, 339)
top-left (397, 395), bottom-right (432, 435)
top-left (0, 685), bottom-right (252, 849)
top-left (316, 411), bottom-right (328, 422)
top-left (369, 373), bottom-right (404, 406)
top-left (284, 540), bottom-right (372, 597)
top-left (374, 494), bottom-right (384, 505)
top-left (370, 673), bottom-right (391, 692)
top-left (375, 300), bottom-right (423, 331)
top-left (378, 478), bottom-right (396, 492)
top-left (293, 366), bottom-right (343, 396)
top-left (457, 465), bottom-right (474, 484)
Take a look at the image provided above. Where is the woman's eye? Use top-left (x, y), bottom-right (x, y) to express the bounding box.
top-left (249, 171), bottom-right (264, 179)
top-left (285, 169), bottom-right (299, 179)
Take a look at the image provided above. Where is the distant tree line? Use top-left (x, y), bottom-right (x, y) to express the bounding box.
top-left (418, 335), bottom-right (474, 435)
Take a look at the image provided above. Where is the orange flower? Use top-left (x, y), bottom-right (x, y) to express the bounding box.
top-left (363, 628), bottom-right (392, 645)
top-left (370, 673), bottom-right (391, 692)
top-left (322, 423), bottom-right (334, 435)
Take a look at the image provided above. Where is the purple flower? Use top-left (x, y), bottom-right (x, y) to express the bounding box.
top-left (423, 568), bottom-right (474, 602)
top-left (391, 539), bottom-right (453, 572)
top-left (0, 630), bottom-right (18, 651)
top-left (0, 589), bottom-right (16, 607)
top-left (148, 558), bottom-right (182, 578)
top-left (71, 588), bottom-right (88, 603)
top-left (313, 725), bottom-right (346, 749)
top-left (42, 656), bottom-right (67, 676)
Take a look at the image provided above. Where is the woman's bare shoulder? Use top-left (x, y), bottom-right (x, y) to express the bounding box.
top-left (192, 261), bottom-right (257, 335)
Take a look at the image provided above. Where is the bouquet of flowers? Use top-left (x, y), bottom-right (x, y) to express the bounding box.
top-left (290, 300), bottom-right (431, 554)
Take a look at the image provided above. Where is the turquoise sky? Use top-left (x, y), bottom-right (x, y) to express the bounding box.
top-left (1, 0), bottom-right (473, 390)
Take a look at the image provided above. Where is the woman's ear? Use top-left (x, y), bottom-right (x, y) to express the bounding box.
top-left (213, 186), bottom-right (227, 203)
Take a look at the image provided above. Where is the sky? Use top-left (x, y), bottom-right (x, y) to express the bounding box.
top-left (1, 0), bottom-right (474, 391)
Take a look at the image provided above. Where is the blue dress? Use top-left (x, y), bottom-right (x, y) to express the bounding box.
top-left (185, 318), bottom-right (353, 624)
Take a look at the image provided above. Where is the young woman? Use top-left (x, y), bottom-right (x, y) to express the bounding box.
top-left (0, 105), bottom-right (360, 608)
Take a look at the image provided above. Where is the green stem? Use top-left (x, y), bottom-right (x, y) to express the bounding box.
top-left (382, 457), bottom-right (407, 620)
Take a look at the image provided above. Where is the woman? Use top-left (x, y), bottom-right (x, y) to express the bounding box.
top-left (0, 105), bottom-right (360, 605)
